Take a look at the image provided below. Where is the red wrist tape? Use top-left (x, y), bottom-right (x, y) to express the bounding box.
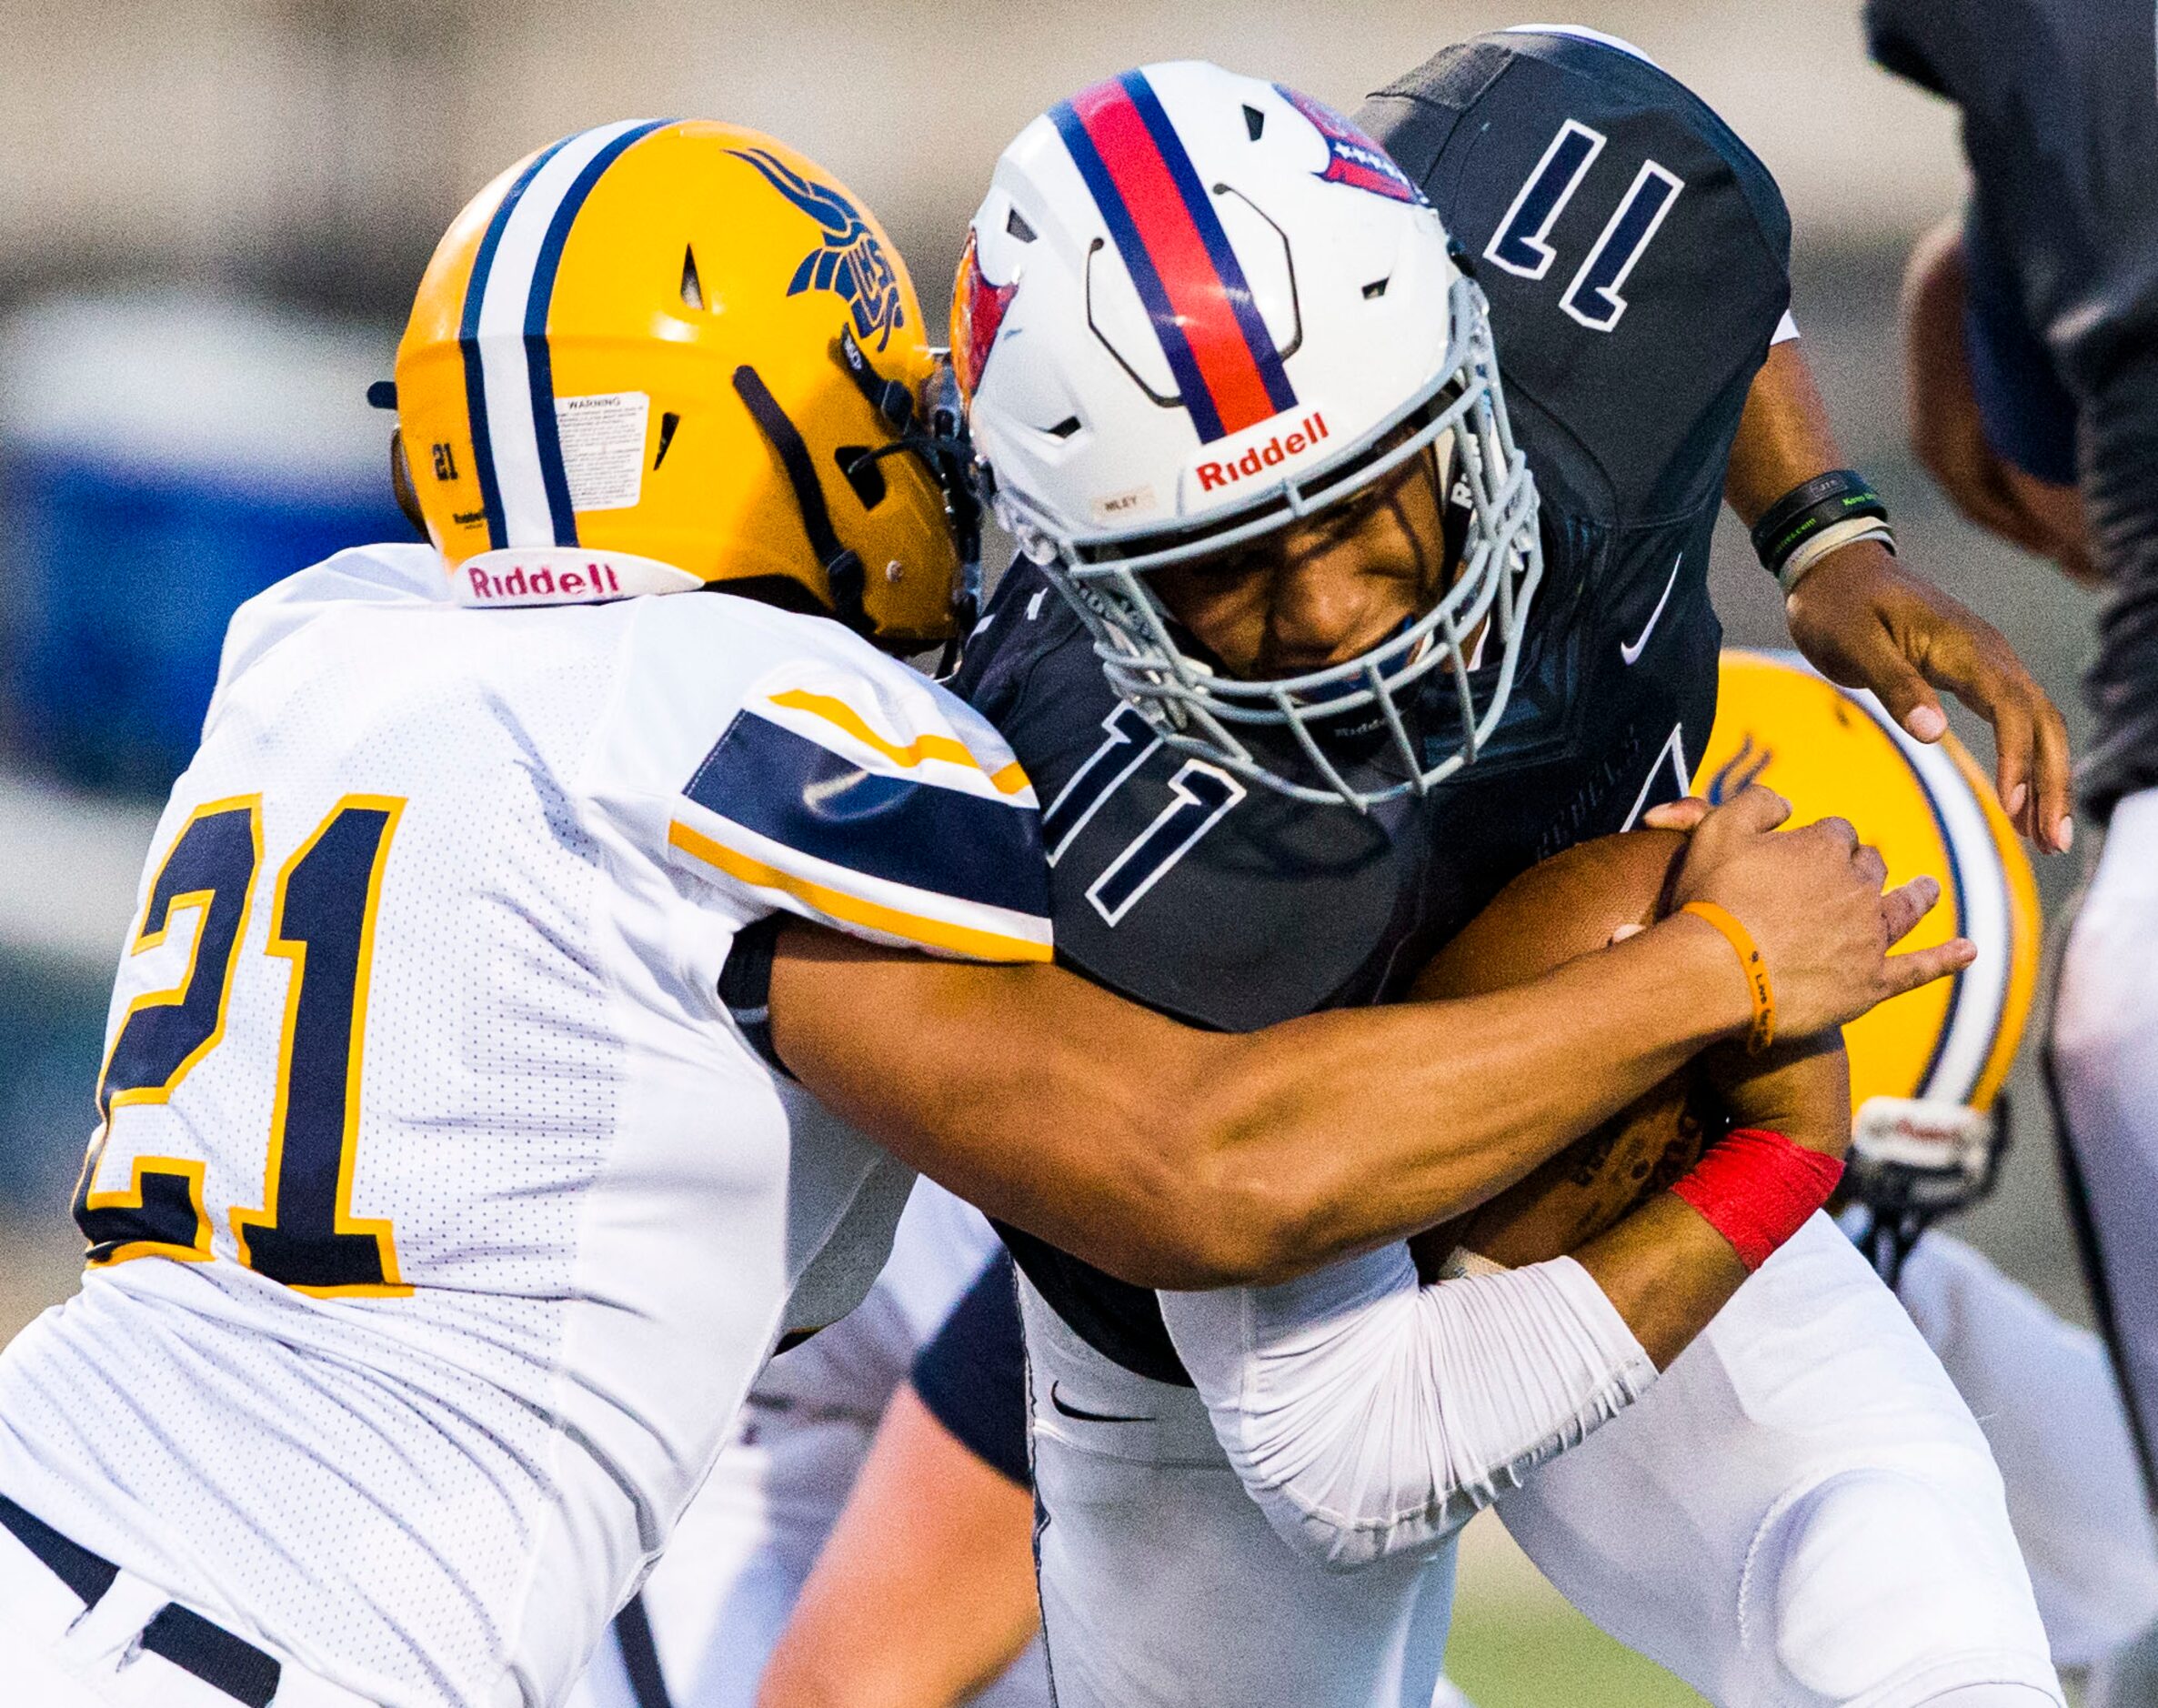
top-left (1669, 1128), bottom-right (1844, 1272)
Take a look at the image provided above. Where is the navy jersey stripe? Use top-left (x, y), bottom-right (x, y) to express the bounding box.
top-left (911, 1253), bottom-right (1031, 1490)
top-left (684, 713), bottom-right (1049, 920)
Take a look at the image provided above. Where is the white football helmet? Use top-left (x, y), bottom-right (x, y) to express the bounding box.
top-left (953, 60), bottom-right (1541, 809)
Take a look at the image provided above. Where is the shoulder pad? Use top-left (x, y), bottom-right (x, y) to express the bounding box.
top-left (213, 543), bottom-right (447, 709)
top-left (1360, 28), bottom-right (1792, 520)
top-left (610, 596), bottom-right (1055, 966)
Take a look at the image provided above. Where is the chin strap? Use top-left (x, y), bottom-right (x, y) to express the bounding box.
top-left (732, 363), bottom-right (872, 636)
top-left (836, 329), bottom-right (985, 670)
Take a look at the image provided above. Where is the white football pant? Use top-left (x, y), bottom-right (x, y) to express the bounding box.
top-left (1891, 1227), bottom-right (2158, 1669)
top-left (1020, 1274), bottom-right (1459, 1708)
top-left (1024, 1215), bottom-right (2060, 1707)
top-left (0, 1521), bottom-right (374, 1708)
top-left (1499, 1214), bottom-right (2061, 1706)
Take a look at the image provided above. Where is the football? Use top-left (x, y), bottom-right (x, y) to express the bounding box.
top-left (1409, 829), bottom-right (1718, 1274)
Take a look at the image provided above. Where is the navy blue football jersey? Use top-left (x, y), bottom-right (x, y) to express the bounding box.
top-left (950, 28), bottom-right (1791, 1381)
top-left (911, 1252), bottom-right (1032, 1489)
top-left (1868, 0), bottom-right (2158, 817)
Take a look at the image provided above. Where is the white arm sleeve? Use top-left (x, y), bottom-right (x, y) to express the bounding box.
top-left (1159, 1245), bottom-right (1658, 1572)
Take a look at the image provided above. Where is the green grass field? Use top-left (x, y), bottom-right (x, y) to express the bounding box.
top-left (1446, 1516), bottom-right (2092, 1708)
top-left (1445, 1516), bottom-right (1704, 1707)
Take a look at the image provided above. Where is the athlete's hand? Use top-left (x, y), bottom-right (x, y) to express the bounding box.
top-left (1783, 544), bottom-right (2073, 854)
top-left (1666, 785), bottom-right (1975, 1038)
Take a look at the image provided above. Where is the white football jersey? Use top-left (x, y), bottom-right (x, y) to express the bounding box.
top-left (567, 1181), bottom-right (1050, 1708)
top-left (0, 545), bottom-right (1049, 1708)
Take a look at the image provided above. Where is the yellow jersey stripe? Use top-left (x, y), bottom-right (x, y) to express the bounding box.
top-left (765, 689), bottom-right (1034, 797)
top-left (667, 820), bottom-right (1052, 963)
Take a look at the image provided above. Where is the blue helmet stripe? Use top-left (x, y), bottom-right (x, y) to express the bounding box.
top-left (1049, 95), bottom-right (1225, 443)
top-left (522, 119), bottom-right (674, 548)
top-left (457, 137), bottom-right (571, 552)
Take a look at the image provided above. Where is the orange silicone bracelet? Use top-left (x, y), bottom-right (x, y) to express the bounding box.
top-left (1681, 900), bottom-right (1775, 1056)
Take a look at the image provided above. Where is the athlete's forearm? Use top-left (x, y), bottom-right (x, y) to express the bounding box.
top-left (1573, 1195), bottom-right (1750, 1369)
top-left (772, 912), bottom-right (1751, 1291)
top-left (758, 1385), bottom-right (1039, 1708)
top-left (1576, 1036), bottom-right (1849, 1367)
top-left (1160, 1244), bottom-right (1658, 1571)
top-left (1724, 337), bottom-right (1845, 527)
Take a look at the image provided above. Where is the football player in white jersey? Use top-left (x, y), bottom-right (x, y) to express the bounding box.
top-left (0, 118), bottom-right (1952, 1708)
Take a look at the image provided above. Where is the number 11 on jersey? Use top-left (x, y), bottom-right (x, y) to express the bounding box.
top-left (76, 795), bottom-right (410, 1297)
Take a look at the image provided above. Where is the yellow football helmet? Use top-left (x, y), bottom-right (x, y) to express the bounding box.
top-left (1697, 650), bottom-right (2042, 1262)
top-left (386, 119), bottom-right (976, 648)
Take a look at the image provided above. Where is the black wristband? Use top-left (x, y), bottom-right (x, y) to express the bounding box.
top-left (1751, 470), bottom-right (1889, 574)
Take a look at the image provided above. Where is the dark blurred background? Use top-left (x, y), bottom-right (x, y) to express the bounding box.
top-left (0, 5), bottom-right (2106, 1699)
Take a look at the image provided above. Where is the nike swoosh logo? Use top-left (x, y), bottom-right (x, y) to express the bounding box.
top-left (1049, 1381), bottom-right (1154, 1424)
top-left (1620, 552), bottom-right (1683, 666)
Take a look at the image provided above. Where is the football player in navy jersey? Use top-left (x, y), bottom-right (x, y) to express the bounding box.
top-left (1870, 3), bottom-right (2158, 1701)
top-left (936, 32), bottom-right (2070, 1708)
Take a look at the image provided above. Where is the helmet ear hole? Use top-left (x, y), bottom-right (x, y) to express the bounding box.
top-left (836, 446), bottom-right (887, 510)
top-left (389, 430), bottom-right (426, 535)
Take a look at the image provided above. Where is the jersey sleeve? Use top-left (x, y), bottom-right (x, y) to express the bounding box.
top-left (1159, 1247), bottom-right (1657, 1570)
top-left (1358, 27), bottom-right (1792, 519)
top-left (599, 597), bottom-right (1054, 965)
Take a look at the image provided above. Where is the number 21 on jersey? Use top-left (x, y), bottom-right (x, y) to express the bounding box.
top-left (75, 794), bottom-right (409, 1297)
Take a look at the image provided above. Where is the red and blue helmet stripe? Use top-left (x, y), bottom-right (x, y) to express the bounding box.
top-left (1051, 71), bottom-right (1298, 445)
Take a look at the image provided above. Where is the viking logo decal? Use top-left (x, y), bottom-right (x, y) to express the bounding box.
top-left (728, 147), bottom-right (907, 349)
top-left (1706, 734), bottom-right (1775, 804)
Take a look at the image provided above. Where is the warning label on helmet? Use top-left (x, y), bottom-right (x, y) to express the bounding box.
top-left (555, 391), bottom-right (649, 512)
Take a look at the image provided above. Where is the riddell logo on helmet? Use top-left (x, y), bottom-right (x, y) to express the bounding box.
top-left (465, 562), bottom-right (624, 601)
top-left (1191, 412), bottom-right (1330, 494)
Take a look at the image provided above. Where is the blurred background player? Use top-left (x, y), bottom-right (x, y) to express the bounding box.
top-left (1866, 0), bottom-right (2158, 1697)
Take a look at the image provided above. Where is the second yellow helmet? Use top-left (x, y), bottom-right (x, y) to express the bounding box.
top-left (1697, 649), bottom-right (2042, 1133)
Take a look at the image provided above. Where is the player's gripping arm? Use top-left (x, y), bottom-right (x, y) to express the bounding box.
top-left (1726, 337), bottom-right (2074, 852)
top-left (771, 786), bottom-right (1962, 1292)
